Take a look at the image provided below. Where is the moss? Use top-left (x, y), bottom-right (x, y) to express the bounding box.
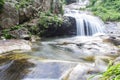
top-left (88, 0), bottom-right (120, 21)
top-left (101, 63), bottom-right (120, 80)
top-left (0, 53), bottom-right (44, 62)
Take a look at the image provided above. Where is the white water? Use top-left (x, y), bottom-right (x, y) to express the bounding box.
top-left (76, 0), bottom-right (89, 5)
top-left (64, 9), bottom-right (105, 36)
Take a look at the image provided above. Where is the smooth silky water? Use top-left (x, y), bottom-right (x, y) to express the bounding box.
top-left (64, 9), bottom-right (105, 36)
top-left (0, 0), bottom-right (108, 80)
top-left (0, 35), bottom-right (113, 80)
top-left (0, 10), bottom-right (106, 80)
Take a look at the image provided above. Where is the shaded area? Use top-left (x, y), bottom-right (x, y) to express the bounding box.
top-left (0, 53), bottom-right (77, 80)
top-left (0, 53), bottom-right (35, 80)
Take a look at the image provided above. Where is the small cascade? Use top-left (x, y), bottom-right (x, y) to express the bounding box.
top-left (76, 0), bottom-right (89, 5)
top-left (64, 10), bottom-right (105, 36)
top-left (77, 0), bottom-right (85, 4)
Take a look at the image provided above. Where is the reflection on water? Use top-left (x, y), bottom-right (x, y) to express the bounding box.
top-left (0, 59), bottom-right (35, 80)
top-left (0, 36), bottom-right (118, 80)
top-left (30, 36), bottom-right (101, 62)
top-left (0, 49), bottom-right (77, 80)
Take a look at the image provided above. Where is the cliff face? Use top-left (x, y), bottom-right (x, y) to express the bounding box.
top-left (0, 0), bottom-right (63, 29)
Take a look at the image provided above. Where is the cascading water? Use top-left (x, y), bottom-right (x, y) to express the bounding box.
top-left (64, 9), bottom-right (105, 36)
top-left (76, 0), bottom-right (89, 6)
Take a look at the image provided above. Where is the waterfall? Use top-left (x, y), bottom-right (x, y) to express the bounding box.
top-left (77, 0), bottom-right (82, 3)
top-left (64, 9), bottom-right (105, 36)
top-left (76, 0), bottom-right (89, 6)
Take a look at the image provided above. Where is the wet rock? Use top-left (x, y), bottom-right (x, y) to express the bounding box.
top-left (37, 16), bottom-right (76, 37)
top-left (113, 57), bottom-right (120, 65)
top-left (0, 35), bottom-right (117, 80)
top-left (0, 59), bottom-right (35, 80)
top-left (108, 36), bottom-right (120, 46)
top-left (0, 56), bottom-right (78, 80)
top-left (60, 16), bottom-right (76, 36)
top-left (105, 22), bottom-right (120, 37)
top-left (94, 57), bottom-right (108, 73)
top-left (54, 36), bottom-right (119, 57)
top-left (80, 40), bottom-right (118, 56)
top-left (65, 0), bottom-right (76, 4)
top-left (0, 40), bottom-right (31, 54)
top-left (97, 34), bottom-right (120, 46)
top-left (30, 35), bottom-right (41, 42)
top-left (10, 28), bottom-right (30, 40)
top-left (90, 75), bottom-right (102, 80)
top-left (61, 57), bottom-right (108, 80)
top-left (23, 60), bottom-right (78, 79)
top-left (61, 63), bottom-right (98, 80)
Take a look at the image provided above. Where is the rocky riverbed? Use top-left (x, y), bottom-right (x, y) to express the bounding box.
top-left (0, 0), bottom-right (120, 80)
top-left (0, 34), bottom-right (120, 80)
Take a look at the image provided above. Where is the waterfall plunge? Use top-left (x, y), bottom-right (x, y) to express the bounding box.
top-left (64, 10), bottom-right (105, 36)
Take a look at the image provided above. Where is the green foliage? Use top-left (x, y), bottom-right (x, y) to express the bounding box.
top-left (39, 12), bottom-right (63, 28)
top-left (61, 0), bottom-right (67, 4)
top-left (1, 29), bottom-right (13, 39)
top-left (101, 64), bottom-right (120, 80)
top-left (1, 25), bottom-right (24, 39)
top-left (89, 0), bottom-right (120, 21)
top-left (27, 25), bottom-right (39, 35)
top-left (0, 0), bottom-right (4, 13)
top-left (15, 0), bottom-right (33, 10)
top-left (39, 12), bottom-right (63, 36)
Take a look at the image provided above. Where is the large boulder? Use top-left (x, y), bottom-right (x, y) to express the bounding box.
top-left (58, 16), bottom-right (76, 36)
top-left (0, 40), bottom-right (31, 54)
top-left (40, 16), bottom-right (76, 37)
top-left (0, 2), bottom-right (19, 29)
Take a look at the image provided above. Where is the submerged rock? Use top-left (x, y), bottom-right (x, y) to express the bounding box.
top-left (61, 61), bottom-right (106, 80)
top-left (54, 36), bottom-right (119, 57)
top-left (61, 63), bottom-right (94, 80)
top-left (0, 40), bottom-right (31, 54)
top-left (0, 55), bottom-right (78, 80)
top-left (0, 35), bottom-right (119, 80)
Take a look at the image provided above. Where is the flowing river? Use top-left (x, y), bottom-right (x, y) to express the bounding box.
top-left (0, 36), bottom-right (119, 80)
top-left (0, 0), bottom-right (119, 80)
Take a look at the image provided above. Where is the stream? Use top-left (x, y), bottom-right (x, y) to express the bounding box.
top-left (0, 36), bottom-right (119, 80)
top-left (0, 0), bottom-right (120, 80)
